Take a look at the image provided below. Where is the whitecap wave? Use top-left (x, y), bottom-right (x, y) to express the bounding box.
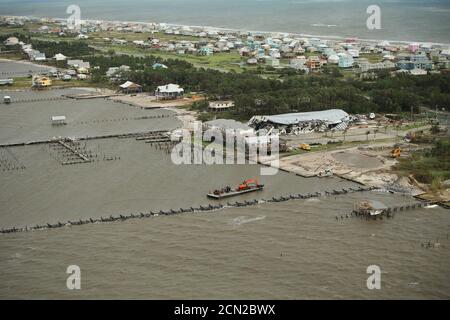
top-left (229, 215), bottom-right (266, 226)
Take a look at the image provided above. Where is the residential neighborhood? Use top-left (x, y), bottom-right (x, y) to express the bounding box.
top-left (2, 15), bottom-right (450, 79)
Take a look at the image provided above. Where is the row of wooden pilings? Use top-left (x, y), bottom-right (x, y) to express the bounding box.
top-left (0, 186), bottom-right (378, 234)
top-left (0, 130), bottom-right (169, 148)
top-left (0, 96), bottom-right (68, 104)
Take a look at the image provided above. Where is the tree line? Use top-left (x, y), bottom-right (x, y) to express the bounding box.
top-left (86, 52), bottom-right (448, 120)
top-left (2, 31), bottom-right (449, 121)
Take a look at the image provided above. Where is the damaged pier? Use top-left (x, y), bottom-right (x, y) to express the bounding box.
top-left (0, 186), bottom-right (380, 234)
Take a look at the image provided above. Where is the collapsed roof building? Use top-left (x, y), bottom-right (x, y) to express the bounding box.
top-left (248, 109), bottom-right (351, 135)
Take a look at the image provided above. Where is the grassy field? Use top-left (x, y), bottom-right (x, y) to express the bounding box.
top-left (0, 51), bottom-right (25, 60)
top-left (0, 25), bottom-right (27, 36)
top-left (359, 53), bottom-right (384, 63)
top-left (394, 136), bottom-right (450, 190)
top-left (0, 24), bottom-right (257, 73)
top-left (0, 76), bottom-right (30, 88)
top-left (89, 30), bottom-right (199, 43)
top-left (96, 43), bottom-right (246, 72)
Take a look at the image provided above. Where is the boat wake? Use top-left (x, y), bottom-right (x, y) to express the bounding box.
top-left (229, 215), bottom-right (266, 226)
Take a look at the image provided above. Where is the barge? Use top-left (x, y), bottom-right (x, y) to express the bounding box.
top-left (207, 179), bottom-right (264, 199)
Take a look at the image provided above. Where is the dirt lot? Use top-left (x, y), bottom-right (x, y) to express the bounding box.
top-left (109, 93), bottom-right (203, 109)
top-left (277, 142), bottom-right (427, 195)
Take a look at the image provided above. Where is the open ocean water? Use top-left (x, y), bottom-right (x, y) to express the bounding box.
top-left (0, 0), bottom-right (449, 43)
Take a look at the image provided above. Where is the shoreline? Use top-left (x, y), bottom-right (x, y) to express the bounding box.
top-left (3, 14), bottom-right (450, 47)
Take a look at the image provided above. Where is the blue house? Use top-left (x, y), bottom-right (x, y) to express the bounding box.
top-left (397, 56), bottom-right (433, 71)
top-left (396, 60), bottom-right (415, 70)
top-left (411, 55), bottom-right (433, 70)
top-left (338, 54), bottom-right (354, 68)
top-left (199, 47), bottom-right (213, 56)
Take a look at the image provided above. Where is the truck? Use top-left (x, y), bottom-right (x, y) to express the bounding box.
top-left (299, 143), bottom-right (311, 151)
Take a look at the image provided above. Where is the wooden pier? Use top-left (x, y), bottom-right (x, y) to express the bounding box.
top-left (352, 200), bottom-right (427, 219)
top-left (0, 96), bottom-right (67, 104)
top-left (0, 130), bottom-right (171, 148)
top-left (57, 140), bottom-right (91, 164)
top-left (63, 93), bottom-right (119, 100)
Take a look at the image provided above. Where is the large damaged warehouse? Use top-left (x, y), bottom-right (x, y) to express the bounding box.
top-left (248, 109), bottom-right (351, 135)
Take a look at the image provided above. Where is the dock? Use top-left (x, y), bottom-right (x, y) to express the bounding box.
top-left (56, 140), bottom-right (91, 164)
top-left (0, 130), bottom-right (171, 148)
top-left (352, 199), bottom-right (427, 219)
top-left (135, 132), bottom-right (171, 143)
top-left (63, 93), bottom-right (120, 100)
top-left (0, 96), bottom-right (67, 104)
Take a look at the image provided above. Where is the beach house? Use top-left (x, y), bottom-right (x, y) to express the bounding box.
top-left (119, 81), bottom-right (142, 94)
top-left (53, 53), bottom-right (67, 61)
top-left (155, 84), bottom-right (184, 100)
top-left (306, 56), bottom-right (321, 72)
top-left (338, 53), bottom-right (354, 68)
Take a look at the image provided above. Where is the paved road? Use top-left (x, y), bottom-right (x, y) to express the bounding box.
top-left (282, 125), bottom-right (433, 147)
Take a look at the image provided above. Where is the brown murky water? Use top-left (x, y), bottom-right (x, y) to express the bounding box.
top-left (1, 192), bottom-right (449, 299)
top-left (0, 60), bottom-right (54, 78)
top-left (0, 88), bottom-right (178, 145)
top-left (1, 89), bottom-right (449, 299)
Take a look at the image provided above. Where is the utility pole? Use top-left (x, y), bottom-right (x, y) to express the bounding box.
top-left (435, 105), bottom-right (438, 123)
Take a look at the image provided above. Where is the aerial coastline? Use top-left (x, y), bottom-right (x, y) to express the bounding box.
top-left (3, 14), bottom-right (450, 47)
top-left (0, 7), bottom-right (449, 300)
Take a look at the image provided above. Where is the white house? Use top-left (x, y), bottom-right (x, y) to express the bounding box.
top-left (327, 55), bottom-right (339, 64)
top-left (410, 69), bottom-right (427, 76)
top-left (208, 101), bottom-right (235, 111)
top-left (67, 60), bottom-right (90, 69)
top-left (347, 49), bottom-right (360, 58)
top-left (33, 52), bottom-right (46, 61)
top-left (4, 37), bottom-right (19, 46)
top-left (119, 81), bottom-right (142, 93)
top-left (53, 53), bottom-right (67, 61)
top-left (155, 83), bottom-right (184, 100)
top-left (51, 115), bottom-right (66, 125)
top-left (106, 65), bottom-right (130, 78)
